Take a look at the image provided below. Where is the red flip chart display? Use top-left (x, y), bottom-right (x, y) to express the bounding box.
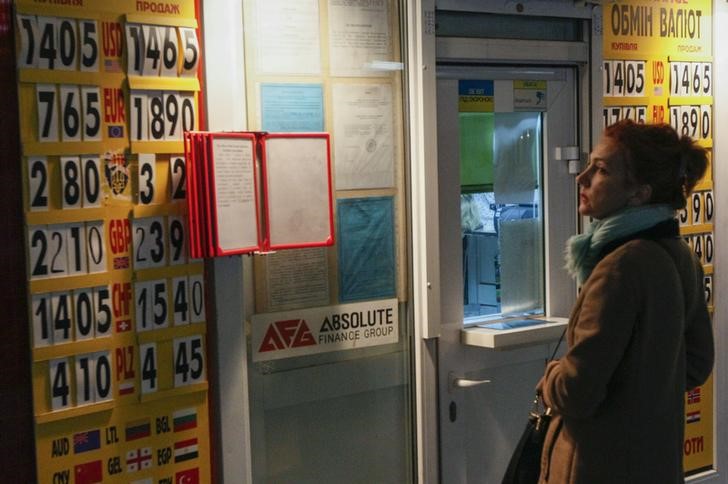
top-left (185, 131), bottom-right (334, 257)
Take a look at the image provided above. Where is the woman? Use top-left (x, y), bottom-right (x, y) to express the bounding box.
top-left (537, 120), bottom-right (714, 483)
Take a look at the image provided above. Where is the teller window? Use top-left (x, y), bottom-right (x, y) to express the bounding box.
top-left (460, 111), bottom-right (544, 322)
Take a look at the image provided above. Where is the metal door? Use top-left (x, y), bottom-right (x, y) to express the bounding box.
top-left (435, 65), bottom-right (580, 483)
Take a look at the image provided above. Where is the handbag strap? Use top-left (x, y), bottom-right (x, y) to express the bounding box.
top-left (548, 328), bottom-right (566, 363)
top-left (533, 328), bottom-right (566, 410)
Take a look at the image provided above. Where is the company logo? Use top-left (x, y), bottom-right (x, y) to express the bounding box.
top-left (258, 319), bottom-right (316, 352)
top-left (104, 151), bottom-right (129, 195)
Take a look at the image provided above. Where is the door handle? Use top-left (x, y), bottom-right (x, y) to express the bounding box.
top-left (448, 372), bottom-right (491, 392)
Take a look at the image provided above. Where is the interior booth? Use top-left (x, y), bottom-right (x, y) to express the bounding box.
top-left (5, 0), bottom-right (727, 483)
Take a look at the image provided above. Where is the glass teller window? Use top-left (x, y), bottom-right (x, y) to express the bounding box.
top-left (460, 111), bottom-right (544, 323)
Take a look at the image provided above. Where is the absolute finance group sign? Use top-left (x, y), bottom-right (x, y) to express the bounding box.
top-left (251, 299), bottom-right (399, 361)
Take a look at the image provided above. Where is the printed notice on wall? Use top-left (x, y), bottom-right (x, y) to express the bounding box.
top-left (337, 196), bottom-right (396, 301)
top-left (266, 247), bottom-right (330, 311)
top-left (254, 0), bottom-right (322, 75)
top-left (328, 0), bottom-right (392, 76)
top-left (332, 83), bottom-right (395, 189)
top-left (211, 137), bottom-right (258, 252)
top-left (261, 83), bottom-right (325, 132)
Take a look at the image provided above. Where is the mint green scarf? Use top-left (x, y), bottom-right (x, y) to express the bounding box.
top-left (565, 204), bottom-right (675, 285)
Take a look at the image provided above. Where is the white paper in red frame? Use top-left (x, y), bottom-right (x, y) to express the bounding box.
top-left (259, 132), bottom-right (335, 251)
top-left (207, 132), bottom-right (262, 256)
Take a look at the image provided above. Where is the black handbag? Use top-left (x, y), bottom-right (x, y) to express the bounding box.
top-left (501, 397), bottom-right (552, 484)
top-left (502, 330), bottom-right (565, 484)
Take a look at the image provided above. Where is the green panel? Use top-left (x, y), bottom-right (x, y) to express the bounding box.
top-left (459, 112), bottom-right (494, 188)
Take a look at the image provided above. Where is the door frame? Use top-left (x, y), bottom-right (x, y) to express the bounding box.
top-left (435, 64), bottom-right (579, 484)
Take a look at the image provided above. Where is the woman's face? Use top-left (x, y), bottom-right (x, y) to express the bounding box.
top-left (576, 138), bottom-right (639, 219)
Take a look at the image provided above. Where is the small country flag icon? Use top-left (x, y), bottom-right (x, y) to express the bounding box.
top-left (73, 429), bottom-right (101, 454)
top-left (74, 460), bottom-right (102, 484)
top-left (175, 468), bottom-right (199, 484)
top-left (174, 438), bottom-right (199, 463)
top-left (125, 419), bottom-right (151, 441)
top-left (173, 407), bottom-right (197, 432)
top-left (126, 447), bottom-right (152, 472)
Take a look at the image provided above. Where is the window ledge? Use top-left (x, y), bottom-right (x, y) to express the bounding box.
top-left (461, 317), bottom-right (567, 350)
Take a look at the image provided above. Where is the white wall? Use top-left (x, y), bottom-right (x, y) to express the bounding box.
top-left (707, 1), bottom-right (728, 482)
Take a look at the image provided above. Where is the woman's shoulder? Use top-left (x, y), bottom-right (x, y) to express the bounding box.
top-left (611, 237), bottom-right (699, 271)
top-left (601, 238), bottom-right (675, 267)
top-left (597, 237), bottom-right (700, 285)
top-left (585, 238), bottom-right (683, 300)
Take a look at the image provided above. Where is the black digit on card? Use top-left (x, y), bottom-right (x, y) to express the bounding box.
top-left (80, 20), bottom-right (98, 69)
top-left (58, 19), bottom-right (76, 68)
top-left (38, 88), bottom-right (57, 140)
top-left (68, 224), bottom-right (85, 273)
top-left (150, 220), bottom-right (164, 264)
top-left (140, 162), bottom-right (155, 205)
top-left (137, 285), bottom-right (149, 331)
top-left (152, 281), bottom-right (167, 326)
top-left (31, 229), bottom-right (49, 277)
top-left (141, 345), bottom-right (157, 392)
top-left (175, 339), bottom-right (189, 384)
top-left (174, 278), bottom-right (188, 324)
top-left (145, 26), bottom-right (161, 72)
top-left (704, 192), bottom-right (713, 222)
top-left (181, 28), bottom-right (198, 71)
top-left (83, 157), bottom-right (101, 206)
top-left (165, 94), bottom-right (179, 137)
top-left (692, 193), bottom-right (701, 224)
top-left (76, 291), bottom-right (94, 338)
top-left (96, 287), bottom-right (111, 334)
top-left (171, 157), bottom-right (186, 200)
top-left (19, 16), bottom-right (36, 66)
top-left (51, 360), bottom-right (70, 408)
top-left (49, 228), bottom-right (67, 275)
top-left (705, 234), bottom-right (713, 264)
top-left (87, 223), bottom-right (105, 267)
top-left (135, 225), bottom-right (147, 264)
top-left (96, 354), bottom-right (112, 399)
top-left (190, 337), bottom-right (203, 380)
top-left (150, 95), bottom-right (165, 140)
top-left (30, 159), bottom-right (49, 209)
top-left (169, 218), bottom-right (185, 262)
top-left (63, 158), bottom-right (81, 207)
top-left (162, 27), bottom-right (177, 71)
top-left (39, 20), bottom-right (56, 70)
top-left (181, 96), bottom-right (194, 132)
top-left (83, 88), bottom-right (101, 139)
top-left (54, 293), bottom-right (72, 340)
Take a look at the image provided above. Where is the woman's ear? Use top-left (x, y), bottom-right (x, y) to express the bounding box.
top-left (629, 184), bottom-right (652, 206)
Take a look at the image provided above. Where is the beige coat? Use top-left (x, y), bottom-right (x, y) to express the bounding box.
top-left (538, 238), bottom-right (714, 484)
